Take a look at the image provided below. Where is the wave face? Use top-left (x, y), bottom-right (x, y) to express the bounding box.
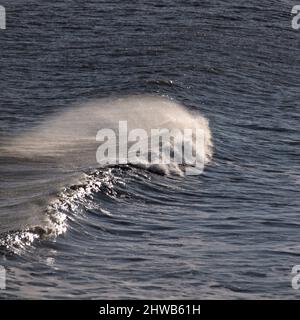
top-left (0, 95), bottom-right (212, 250)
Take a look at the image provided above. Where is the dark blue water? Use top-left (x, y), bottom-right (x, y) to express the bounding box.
top-left (0, 0), bottom-right (300, 299)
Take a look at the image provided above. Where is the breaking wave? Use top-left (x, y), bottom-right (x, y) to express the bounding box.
top-left (0, 95), bottom-right (213, 252)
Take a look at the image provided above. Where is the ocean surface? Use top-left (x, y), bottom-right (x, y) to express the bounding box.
top-left (0, 0), bottom-right (299, 299)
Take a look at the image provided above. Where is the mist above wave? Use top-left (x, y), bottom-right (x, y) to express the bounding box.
top-left (5, 95), bottom-right (213, 174)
